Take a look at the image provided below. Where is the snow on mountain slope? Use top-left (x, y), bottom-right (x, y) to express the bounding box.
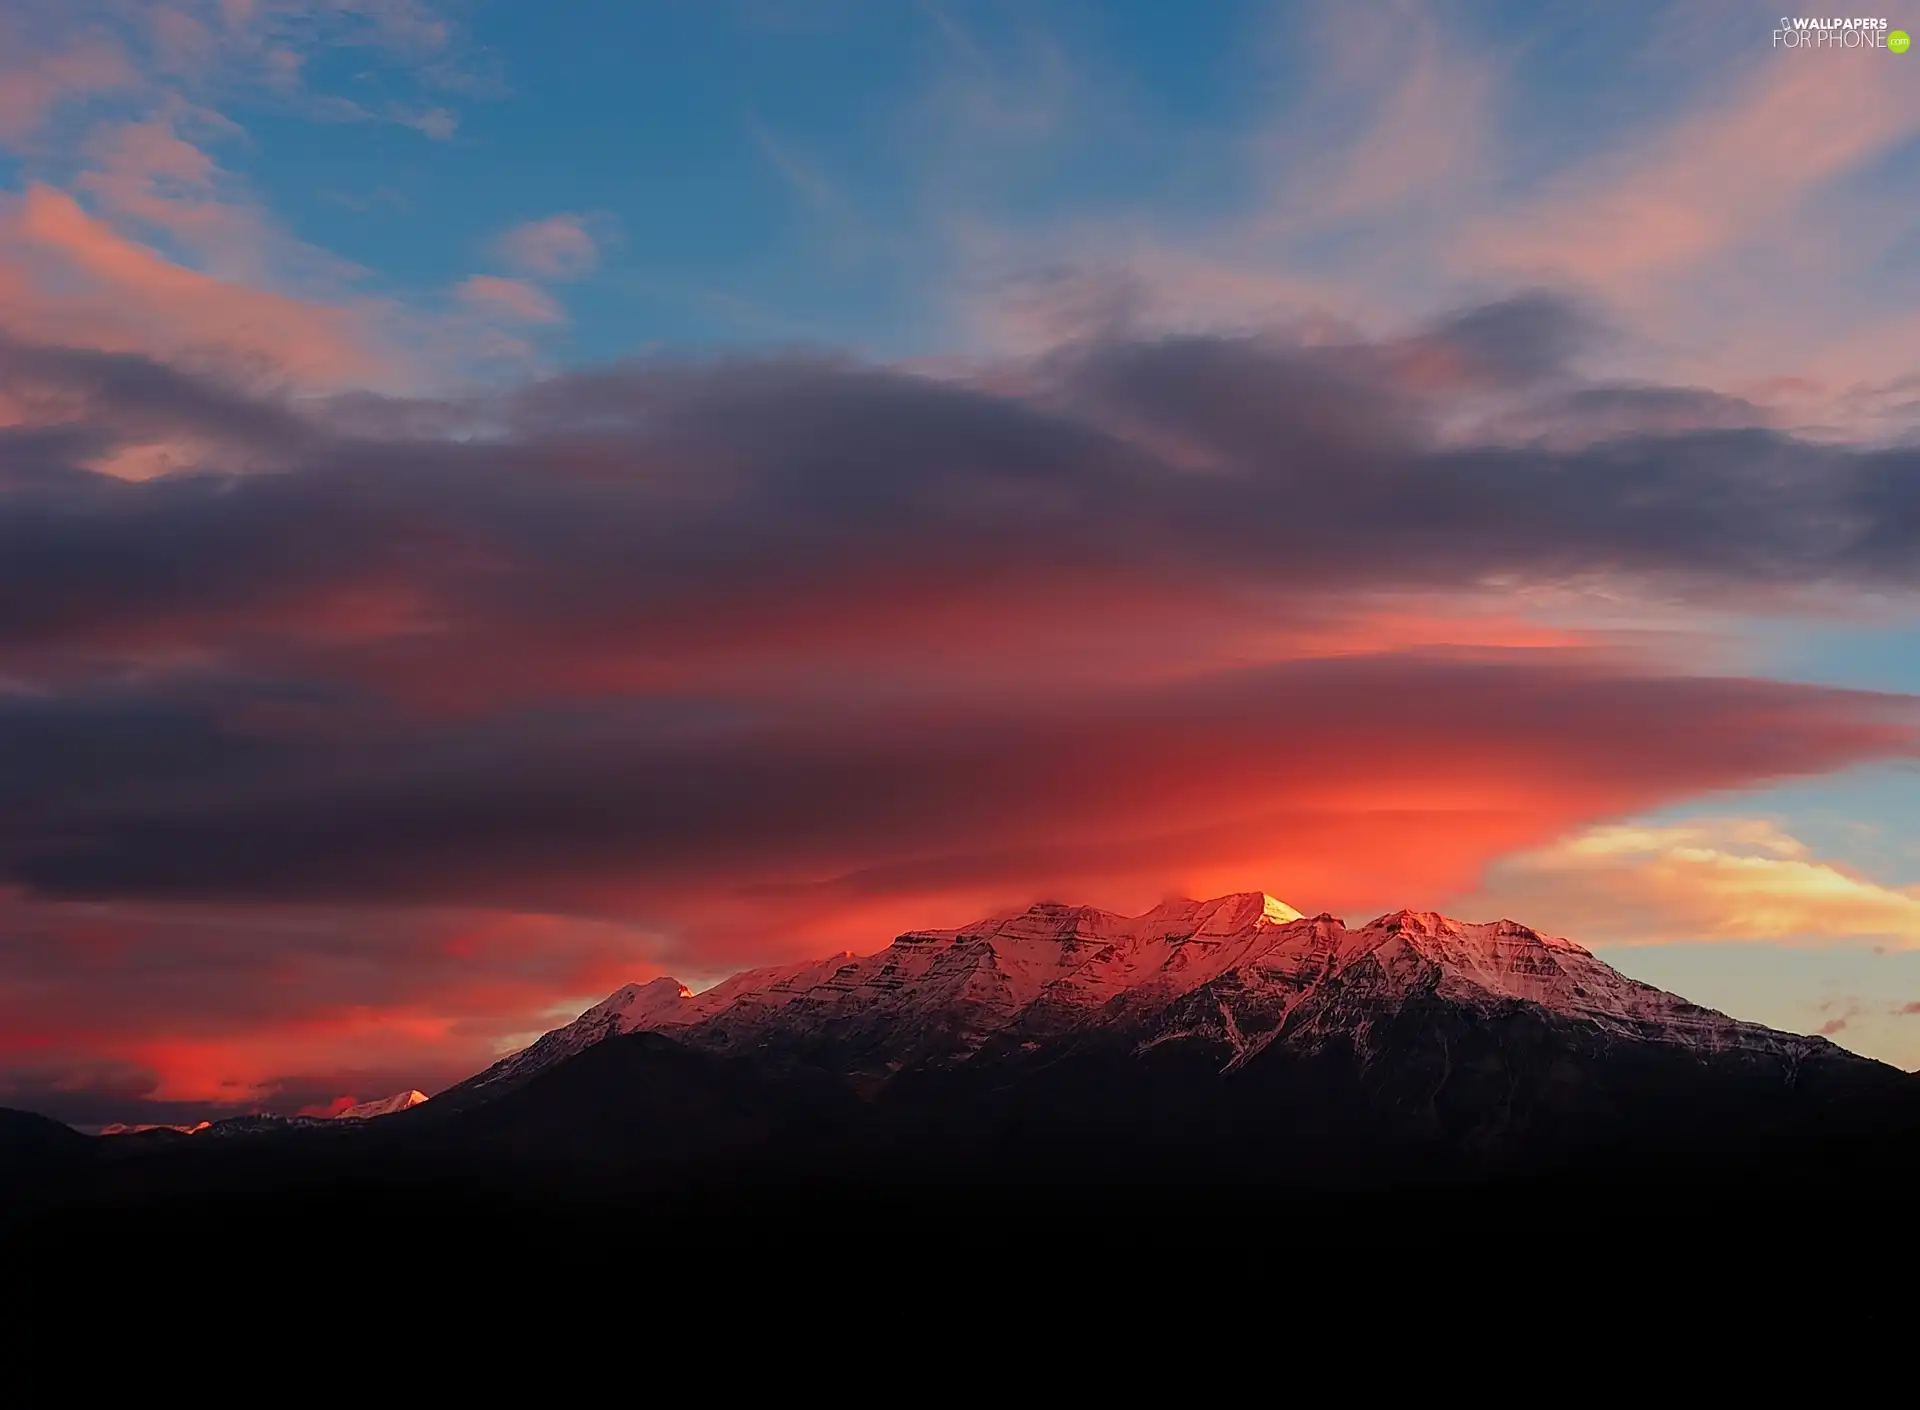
top-left (1142, 907), bottom-right (1826, 1073)
top-left (456, 976), bottom-right (696, 1096)
top-left (459, 891), bottom-right (1853, 1094)
top-left (334, 1090), bottom-right (430, 1120)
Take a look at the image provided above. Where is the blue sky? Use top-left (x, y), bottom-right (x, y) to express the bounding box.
top-left (35, 0), bottom-right (1890, 365)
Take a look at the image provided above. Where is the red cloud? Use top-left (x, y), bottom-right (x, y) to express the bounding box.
top-left (2, 653), bottom-right (1912, 1124)
top-left (0, 894), bottom-right (676, 1121)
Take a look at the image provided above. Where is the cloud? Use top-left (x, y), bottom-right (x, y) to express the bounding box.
top-left (0, 888), bottom-right (676, 1124)
top-left (938, 10), bottom-right (1920, 440)
top-left (940, 0), bottom-right (1501, 351)
top-left (1266, 0), bottom-right (1499, 229)
top-left (77, 111), bottom-right (242, 250)
top-left (1478, 52), bottom-right (1920, 293)
top-left (0, 332), bottom-right (317, 459)
top-left (493, 214), bottom-right (599, 279)
top-left (1470, 819), bottom-right (1920, 949)
top-left (1, 307), bottom-right (1915, 954)
top-left (455, 274), bottom-right (565, 324)
top-left (399, 105), bottom-right (457, 141)
top-left (2, 0), bottom-right (479, 134)
top-left (0, 658), bottom-right (1911, 1125)
top-left (67, 105), bottom-right (379, 298)
top-left (8, 2), bottom-right (1920, 1123)
top-left (1478, 384), bottom-right (1772, 450)
top-left (1, 308), bottom-right (1919, 677)
top-left (1810, 995), bottom-right (1866, 1039)
top-left (0, 311), bottom-right (1913, 704)
top-left (3, 300), bottom-right (1919, 1122)
top-left (0, 31), bottom-right (133, 143)
top-left (0, 184), bottom-right (399, 388)
top-left (6, 653), bottom-right (1908, 914)
top-left (0, 0), bottom-right (501, 407)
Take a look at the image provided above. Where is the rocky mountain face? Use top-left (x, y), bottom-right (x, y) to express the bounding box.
top-left (452, 892), bottom-right (1862, 1105)
top-left (403, 890), bottom-right (1911, 1192)
top-left (85, 1089), bottom-right (429, 1143)
top-left (9, 893), bottom-right (1910, 1250)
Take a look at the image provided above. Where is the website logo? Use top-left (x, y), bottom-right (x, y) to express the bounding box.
top-left (1773, 17), bottom-right (1905, 48)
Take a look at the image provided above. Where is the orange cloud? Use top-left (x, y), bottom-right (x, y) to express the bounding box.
top-left (1466, 819), bottom-right (1920, 948)
top-left (2, 656), bottom-right (1911, 1120)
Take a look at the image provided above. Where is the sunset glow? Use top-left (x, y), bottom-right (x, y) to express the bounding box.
top-left (3, 0), bottom-right (1919, 1128)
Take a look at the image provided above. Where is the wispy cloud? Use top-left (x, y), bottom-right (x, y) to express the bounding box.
top-left (455, 273), bottom-right (564, 324)
top-left (0, 0), bottom-right (502, 398)
top-left (0, 28), bottom-right (133, 144)
top-left (1471, 819), bottom-right (1920, 948)
top-left (1476, 47), bottom-right (1919, 291)
top-left (936, 5), bottom-right (1920, 439)
top-left (493, 213), bottom-right (600, 279)
top-left (0, 184), bottom-right (398, 387)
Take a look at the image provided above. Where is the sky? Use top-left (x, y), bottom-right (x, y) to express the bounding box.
top-left (2, 0), bottom-right (1919, 1127)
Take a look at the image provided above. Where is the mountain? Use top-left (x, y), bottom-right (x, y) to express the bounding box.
top-left (410, 889), bottom-right (1913, 1197)
top-left (452, 892), bottom-right (1866, 1105)
top-left (89, 1090), bottom-right (428, 1140)
top-left (7, 892), bottom-right (1913, 1258)
top-left (0, 1106), bottom-right (89, 1159)
top-left (0, 1107), bottom-right (95, 1196)
top-left (333, 1090), bottom-right (429, 1120)
top-left (453, 977), bottom-right (696, 1101)
top-left (193, 1114), bottom-right (331, 1137)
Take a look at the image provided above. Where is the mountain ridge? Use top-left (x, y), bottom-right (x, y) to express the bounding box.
top-left (5, 890), bottom-right (1913, 1254)
top-left (446, 890), bottom-right (1873, 1106)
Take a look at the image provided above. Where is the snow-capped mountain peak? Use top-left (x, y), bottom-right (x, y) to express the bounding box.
top-left (333, 1090), bottom-right (430, 1121)
top-left (581, 977), bottom-right (695, 1026)
top-left (1213, 891), bottom-right (1304, 929)
top-left (454, 975), bottom-right (703, 1096)
top-left (449, 890), bottom-right (1854, 1100)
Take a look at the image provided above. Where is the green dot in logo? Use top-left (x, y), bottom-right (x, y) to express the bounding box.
top-left (1892, 29), bottom-right (1912, 53)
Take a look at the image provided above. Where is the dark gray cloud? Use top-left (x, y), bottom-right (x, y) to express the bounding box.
top-left (0, 308), bottom-right (1915, 678)
top-left (4, 654), bottom-right (1912, 910)
top-left (1416, 290), bottom-right (1593, 387)
top-left (0, 334), bottom-right (318, 457)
